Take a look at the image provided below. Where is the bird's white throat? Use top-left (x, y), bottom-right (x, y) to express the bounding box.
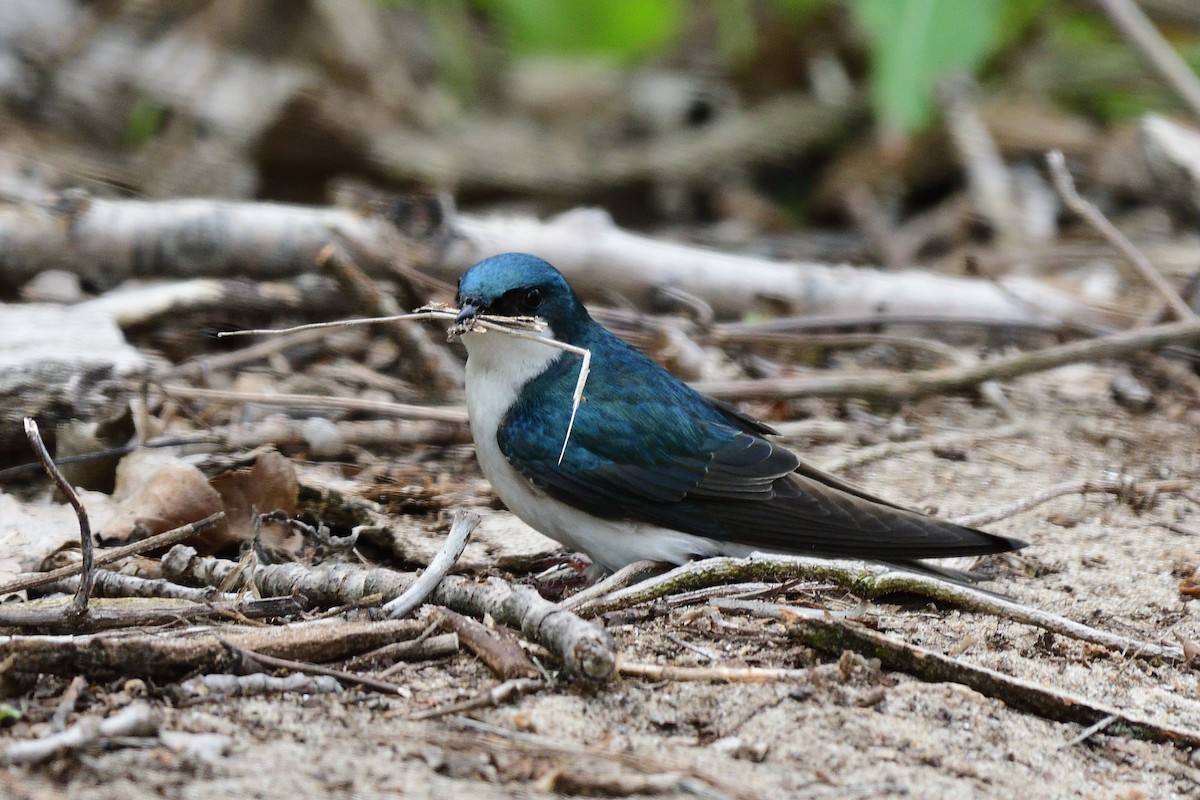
top-left (460, 325), bottom-right (562, 423)
top-left (461, 324), bottom-right (563, 518)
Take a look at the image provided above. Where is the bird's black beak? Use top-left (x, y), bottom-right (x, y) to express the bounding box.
top-left (455, 302), bottom-right (481, 325)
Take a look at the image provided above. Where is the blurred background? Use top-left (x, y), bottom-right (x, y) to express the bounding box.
top-left (2, 0), bottom-right (1199, 271)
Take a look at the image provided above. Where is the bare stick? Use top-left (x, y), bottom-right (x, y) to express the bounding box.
top-left (224, 642), bottom-right (407, 696)
top-left (0, 511), bottom-right (224, 596)
top-left (44, 569), bottom-right (241, 603)
top-left (158, 385), bottom-right (468, 425)
top-left (953, 477), bottom-right (1191, 528)
top-left (2, 618), bottom-right (428, 680)
top-left (1047, 150), bottom-right (1194, 320)
top-left (49, 676), bottom-right (87, 733)
top-left (410, 677), bottom-right (544, 720)
top-left (383, 510), bottom-right (479, 619)
top-left (346, 633), bottom-right (460, 675)
top-left (1061, 714), bottom-right (1121, 749)
top-left (162, 547), bottom-right (616, 681)
top-left (0, 595), bottom-right (300, 634)
top-left (178, 672), bottom-right (343, 700)
top-left (821, 422), bottom-right (1028, 473)
top-left (1094, 0), bottom-right (1200, 119)
top-left (24, 418), bottom-right (93, 617)
top-left (570, 555), bottom-right (1186, 663)
top-left (618, 662), bottom-right (812, 682)
top-left (560, 560), bottom-right (667, 611)
top-left (781, 613), bottom-right (1200, 748)
top-left (695, 315), bottom-right (1200, 401)
top-left (2, 702), bottom-right (159, 766)
top-left (432, 607), bottom-right (539, 680)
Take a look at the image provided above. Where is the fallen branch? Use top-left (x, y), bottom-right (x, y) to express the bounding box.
top-left (44, 569), bottom-right (241, 604)
top-left (0, 193), bottom-right (1081, 326)
top-left (383, 510), bottom-right (478, 618)
top-left (779, 613), bottom-right (1200, 749)
top-left (694, 316), bottom-right (1200, 400)
top-left (953, 477), bottom-right (1191, 528)
top-left (2, 702), bottom-right (160, 765)
top-left (0, 618), bottom-right (427, 680)
top-left (0, 511), bottom-right (225, 597)
top-left (24, 418), bottom-right (93, 617)
top-left (570, 555), bottom-right (1186, 664)
top-left (820, 422), bottom-right (1028, 473)
top-left (410, 677), bottom-right (544, 721)
top-left (0, 595), bottom-right (299, 633)
top-left (617, 662), bottom-right (812, 682)
top-left (177, 672), bottom-right (343, 701)
top-left (224, 642), bottom-right (407, 696)
top-left (344, 632), bottom-right (460, 673)
top-left (157, 385), bottom-right (468, 425)
top-left (162, 546), bottom-right (616, 681)
top-left (432, 607), bottom-right (540, 680)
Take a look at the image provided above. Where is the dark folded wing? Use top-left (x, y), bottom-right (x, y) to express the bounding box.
top-left (498, 373), bottom-right (1022, 560)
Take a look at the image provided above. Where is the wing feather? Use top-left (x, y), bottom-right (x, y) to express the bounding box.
top-left (497, 333), bottom-right (1022, 559)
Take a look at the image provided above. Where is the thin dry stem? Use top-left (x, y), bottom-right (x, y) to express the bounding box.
top-left (0, 511), bottom-right (225, 597)
top-left (23, 417), bottom-right (93, 617)
top-left (1046, 149), bottom-right (1194, 320)
top-left (383, 510), bottom-right (479, 619)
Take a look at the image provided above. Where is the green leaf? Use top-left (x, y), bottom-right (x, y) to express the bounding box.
top-left (125, 99), bottom-right (166, 149)
top-left (852, 0), bottom-right (1004, 133)
top-left (475, 0), bottom-right (683, 62)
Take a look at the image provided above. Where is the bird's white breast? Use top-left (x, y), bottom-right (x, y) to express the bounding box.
top-left (460, 328), bottom-right (734, 572)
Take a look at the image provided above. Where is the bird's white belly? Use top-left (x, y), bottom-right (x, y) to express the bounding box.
top-left (461, 329), bottom-right (733, 572)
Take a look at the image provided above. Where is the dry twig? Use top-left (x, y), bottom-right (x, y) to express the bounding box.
top-left (570, 555), bottom-right (1186, 664)
top-left (432, 607), bottom-right (540, 680)
top-left (410, 677), bottom-right (544, 721)
top-left (383, 510), bottom-right (479, 619)
top-left (1094, 0), bottom-right (1200, 118)
top-left (0, 618), bottom-right (428, 680)
top-left (178, 672), bottom-right (343, 700)
top-left (0, 511), bottom-right (225, 597)
top-left (779, 614), bottom-right (1200, 749)
top-left (0, 595), bottom-right (299, 633)
top-left (953, 477), bottom-right (1191, 528)
top-left (162, 546), bottom-right (616, 681)
top-left (224, 642), bottom-right (407, 696)
top-left (157, 385), bottom-right (468, 425)
top-left (24, 418), bottom-right (93, 617)
top-left (695, 316), bottom-right (1200, 400)
top-left (618, 662), bottom-right (812, 682)
top-left (1046, 149), bottom-right (1194, 320)
top-left (2, 702), bottom-right (160, 766)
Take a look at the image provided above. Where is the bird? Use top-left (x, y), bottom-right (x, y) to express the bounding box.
top-left (453, 252), bottom-right (1026, 576)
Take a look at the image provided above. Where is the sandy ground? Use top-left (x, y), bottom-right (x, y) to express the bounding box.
top-left (5, 364), bottom-right (1200, 799)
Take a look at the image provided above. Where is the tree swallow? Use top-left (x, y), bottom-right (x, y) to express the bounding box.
top-left (454, 252), bottom-right (1025, 575)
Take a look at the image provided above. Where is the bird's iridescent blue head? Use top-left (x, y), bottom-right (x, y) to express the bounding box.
top-left (455, 253), bottom-right (590, 339)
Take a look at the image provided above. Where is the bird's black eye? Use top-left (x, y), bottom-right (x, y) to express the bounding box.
top-left (523, 287), bottom-right (543, 311)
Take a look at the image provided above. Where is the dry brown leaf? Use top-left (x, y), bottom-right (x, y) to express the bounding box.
top-left (209, 450), bottom-right (300, 555)
top-left (99, 461), bottom-right (226, 549)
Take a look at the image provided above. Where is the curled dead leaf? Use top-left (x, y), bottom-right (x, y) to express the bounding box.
top-left (209, 450), bottom-right (300, 555)
top-left (1179, 575), bottom-right (1200, 597)
top-left (99, 462), bottom-right (226, 550)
